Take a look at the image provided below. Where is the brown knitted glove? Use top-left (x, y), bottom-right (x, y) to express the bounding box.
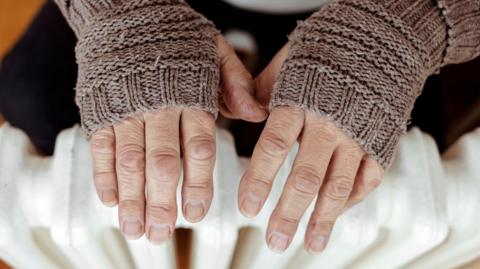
top-left (270, 0), bottom-right (480, 168)
top-left (53, 0), bottom-right (220, 136)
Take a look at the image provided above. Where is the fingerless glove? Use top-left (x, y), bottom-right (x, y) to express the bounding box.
top-left (54, 0), bottom-right (220, 136)
top-left (271, 0), bottom-right (480, 168)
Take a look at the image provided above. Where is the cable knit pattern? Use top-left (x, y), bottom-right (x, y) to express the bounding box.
top-left (271, 0), bottom-right (480, 168)
top-left (53, 0), bottom-right (220, 136)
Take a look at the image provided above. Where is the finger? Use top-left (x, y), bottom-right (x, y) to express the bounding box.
top-left (254, 44), bottom-right (290, 107)
top-left (217, 35), bottom-right (267, 122)
top-left (114, 117), bottom-right (146, 239)
top-left (305, 142), bottom-right (363, 253)
top-left (180, 109), bottom-right (216, 223)
top-left (91, 127), bottom-right (118, 207)
top-left (238, 107), bottom-right (304, 218)
top-left (266, 114), bottom-right (337, 253)
top-left (144, 108), bottom-right (181, 244)
top-left (345, 156), bottom-right (384, 209)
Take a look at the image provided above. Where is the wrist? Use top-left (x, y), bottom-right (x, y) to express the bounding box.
top-left (54, 0), bottom-right (220, 136)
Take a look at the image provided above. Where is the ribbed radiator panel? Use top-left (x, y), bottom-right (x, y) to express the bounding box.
top-left (0, 124), bottom-right (479, 269)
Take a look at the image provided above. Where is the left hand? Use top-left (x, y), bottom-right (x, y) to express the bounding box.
top-left (90, 36), bottom-right (266, 244)
top-left (237, 44), bottom-right (384, 253)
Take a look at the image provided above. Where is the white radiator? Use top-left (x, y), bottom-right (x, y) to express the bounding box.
top-left (0, 123), bottom-right (479, 269)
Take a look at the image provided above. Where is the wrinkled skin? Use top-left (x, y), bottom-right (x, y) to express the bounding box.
top-left (239, 44), bottom-right (384, 253)
top-left (90, 36), bottom-right (266, 244)
top-left (91, 38), bottom-right (384, 253)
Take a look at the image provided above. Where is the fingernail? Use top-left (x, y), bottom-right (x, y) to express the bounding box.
top-left (149, 224), bottom-right (172, 244)
top-left (122, 217), bottom-right (142, 238)
top-left (307, 236), bottom-right (326, 253)
top-left (101, 190), bottom-right (117, 207)
top-left (268, 232), bottom-right (290, 253)
top-left (185, 201), bottom-right (205, 222)
top-left (241, 192), bottom-right (262, 218)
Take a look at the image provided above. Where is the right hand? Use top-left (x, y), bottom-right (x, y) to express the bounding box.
top-left (237, 44), bottom-right (385, 253)
top-left (90, 36), bottom-right (266, 244)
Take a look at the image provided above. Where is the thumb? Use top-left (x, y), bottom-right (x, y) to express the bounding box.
top-left (217, 35), bottom-right (267, 122)
top-left (255, 43), bottom-right (290, 108)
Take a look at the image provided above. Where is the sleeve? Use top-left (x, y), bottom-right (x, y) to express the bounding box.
top-left (53, 0), bottom-right (220, 136)
top-left (270, 0), bottom-right (480, 168)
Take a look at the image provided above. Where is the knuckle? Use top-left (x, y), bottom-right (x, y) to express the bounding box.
top-left (93, 171), bottom-right (116, 185)
top-left (309, 220), bottom-right (334, 232)
top-left (324, 175), bottom-right (353, 201)
top-left (93, 157), bottom-right (115, 172)
top-left (91, 134), bottom-right (114, 154)
top-left (118, 183), bottom-right (145, 200)
top-left (144, 108), bottom-right (178, 121)
top-left (276, 107), bottom-right (304, 119)
top-left (221, 52), bottom-right (253, 80)
top-left (236, 99), bottom-right (256, 115)
top-left (184, 181), bottom-right (213, 195)
top-left (334, 140), bottom-right (362, 158)
top-left (245, 173), bottom-right (272, 193)
top-left (122, 117), bottom-right (144, 128)
top-left (322, 203), bottom-right (344, 219)
top-left (220, 50), bottom-right (235, 68)
top-left (276, 214), bottom-right (300, 227)
top-left (119, 198), bottom-right (144, 210)
top-left (346, 192), bottom-right (364, 208)
top-left (315, 127), bottom-right (337, 144)
top-left (147, 149), bottom-right (180, 181)
top-left (187, 135), bottom-right (215, 161)
top-left (118, 178), bottom-right (144, 195)
top-left (292, 165), bottom-right (322, 195)
top-left (147, 203), bottom-right (175, 215)
top-left (259, 131), bottom-right (290, 156)
top-left (365, 177), bottom-right (382, 189)
top-left (190, 111), bottom-right (216, 128)
top-left (117, 145), bottom-right (145, 173)
top-left (344, 146), bottom-right (364, 160)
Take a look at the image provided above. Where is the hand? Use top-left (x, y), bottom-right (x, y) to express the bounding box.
top-left (90, 36), bottom-right (266, 244)
top-left (238, 44), bottom-right (384, 253)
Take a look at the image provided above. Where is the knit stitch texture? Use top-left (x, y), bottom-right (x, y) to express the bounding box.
top-left (271, 0), bottom-right (480, 168)
top-left (54, 0), bottom-right (220, 136)
top-left (54, 0), bottom-right (480, 167)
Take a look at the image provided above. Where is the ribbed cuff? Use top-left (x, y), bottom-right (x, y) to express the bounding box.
top-left (77, 66), bottom-right (219, 136)
top-left (437, 0), bottom-right (480, 65)
top-left (54, 0), bottom-right (220, 136)
top-left (271, 0), bottom-right (446, 168)
top-left (271, 62), bottom-right (408, 169)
